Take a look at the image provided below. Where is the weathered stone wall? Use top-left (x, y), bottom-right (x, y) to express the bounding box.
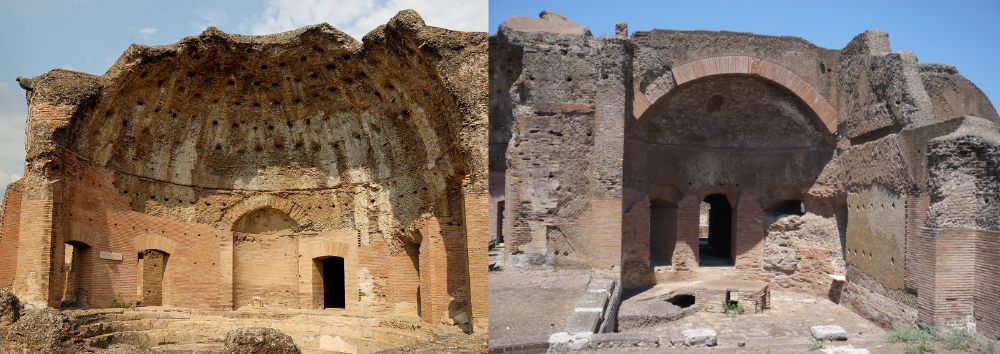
top-left (762, 213), bottom-right (844, 297)
top-left (0, 10), bottom-right (488, 332)
top-left (919, 63), bottom-right (999, 125)
top-left (492, 11), bottom-right (602, 269)
top-left (838, 30), bottom-right (935, 141)
top-left (631, 29), bottom-right (841, 109)
top-left (623, 74), bottom-right (839, 289)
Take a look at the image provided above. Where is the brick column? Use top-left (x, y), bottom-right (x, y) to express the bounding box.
top-left (14, 197), bottom-right (56, 307)
top-left (621, 197), bottom-right (652, 290)
top-left (463, 185), bottom-right (490, 332)
top-left (917, 227), bottom-right (976, 327)
top-left (590, 36), bottom-right (632, 274)
top-left (418, 217), bottom-right (447, 325)
top-left (734, 194), bottom-right (765, 270)
top-left (975, 229), bottom-right (1000, 337)
top-left (218, 230), bottom-right (234, 310)
top-left (674, 195), bottom-right (700, 270)
top-left (904, 194), bottom-right (929, 293)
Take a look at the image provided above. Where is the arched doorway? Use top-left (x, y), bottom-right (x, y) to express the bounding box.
top-left (701, 195), bottom-right (733, 266)
top-left (61, 241), bottom-right (92, 308)
top-left (314, 256), bottom-right (346, 308)
top-left (137, 249), bottom-right (169, 306)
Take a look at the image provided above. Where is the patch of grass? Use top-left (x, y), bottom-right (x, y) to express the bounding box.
top-left (906, 340), bottom-right (934, 354)
top-left (889, 322), bottom-right (933, 344)
top-left (722, 301), bottom-right (745, 317)
top-left (489, 263), bottom-right (502, 272)
top-left (889, 322), bottom-right (1000, 354)
top-left (938, 328), bottom-right (975, 350)
top-left (980, 338), bottom-right (998, 354)
top-left (111, 294), bottom-right (133, 309)
top-left (807, 338), bottom-right (826, 350)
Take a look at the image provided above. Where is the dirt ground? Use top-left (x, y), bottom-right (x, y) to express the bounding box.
top-left (488, 269), bottom-right (592, 341)
top-left (621, 286), bottom-right (882, 340)
top-left (604, 285), bottom-right (994, 353)
top-left (493, 277), bottom-right (993, 353)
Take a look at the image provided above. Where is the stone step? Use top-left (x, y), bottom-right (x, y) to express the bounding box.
top-left (148, 343), bottom-right (224, 354)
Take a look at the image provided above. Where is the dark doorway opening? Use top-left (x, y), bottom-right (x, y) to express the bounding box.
top-left (497, 201), bottom-right (505, 244)
top-left (322, 257), bottom-right (345, 309)
top-left (649, 198), bottom-right (678, 266)
top-left (61, 242), bottom-right (91, 308)
top-left (700, 194), bottom-right (734, 266)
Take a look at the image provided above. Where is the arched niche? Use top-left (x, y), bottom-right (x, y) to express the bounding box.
top-left (231, 207), bottom-right (301, 310)
top-left (136, 249), bottom-right (169, 307)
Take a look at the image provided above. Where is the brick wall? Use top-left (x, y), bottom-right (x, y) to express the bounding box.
top-left (974, 229), bottom-right (1000, 337)
top-left (138, 250), bottom-right (166, 306)
top-left (917, 228), bottom-right (976, 327)
top-left (233, 232), bottom-right (299, 309)
top-left (0, 187), bottom-right (22, 289)
top-left (904, 194), bottom-right (929, 293)
top-left (463, 187), bottom-right (490, 332)
top-left (734, 194), bottom-right (764, 270)
top-left (674, 195), bottom-right (701, 270)
top-left (621, 197), bottom-right (652, 289)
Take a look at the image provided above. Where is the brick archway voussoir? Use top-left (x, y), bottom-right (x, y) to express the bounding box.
top-left (671, 56), bottom-right (838, 134)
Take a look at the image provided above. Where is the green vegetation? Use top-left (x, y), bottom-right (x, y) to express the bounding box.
top-left (111, 294), bottom-right (133, 309)
top-left (807, 338), bottom-right (826, 350)
top-left (723, 301), bottom-right (745, 316)
top-left (888, 322), bottom-right (1000, 354)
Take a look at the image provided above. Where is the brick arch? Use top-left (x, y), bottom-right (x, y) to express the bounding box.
top-left (133, 234), bottom-right (178, 255)
top-left (68, 223), bottom-right (101, 247)
top-left (670, 56), bottom-right (837, 134)
top-left (300, 241), bottom-right (351, 260)
top-left (219, 194), bottom-right (313, 230)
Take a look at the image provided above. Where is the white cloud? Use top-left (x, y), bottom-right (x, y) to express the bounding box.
top-left (192, 9), bottom-right (229, 32)
top-left (138, 27), bottom-right (158, 39)
top-left (248, 0), bottom-right (487, 40)
top-left (0, 172), bottom-right (22, 192)
top-left (0, 82), bottom-right (26, 194)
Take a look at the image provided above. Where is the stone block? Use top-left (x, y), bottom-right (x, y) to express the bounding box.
top-left (811, 325), bottom-right (848, 341)
top-left (565, 310), bottom-right (601, 333)
top-left (548, 332), bottom-right (592, 352)
top-left (681, 328), bottom-right (717, 347)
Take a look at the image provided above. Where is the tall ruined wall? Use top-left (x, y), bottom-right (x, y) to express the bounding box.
top-left (1, 10), bottom-right (488, 332)
top-left (834, 29), bottom-right (1000, 337)
top-left (491, 11), bottom-right (630, 271)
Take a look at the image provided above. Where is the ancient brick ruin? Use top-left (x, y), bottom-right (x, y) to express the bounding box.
top-left (490, 11), bottom-right (1000, 338)
top-left (0, 10), bottom-right (487, 351)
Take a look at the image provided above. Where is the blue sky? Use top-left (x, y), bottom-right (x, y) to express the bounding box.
top-left (0, 0), bottom-right (487, 191)
top-left (0, 1), bottom-right (996, 192)
top-left (490, 0), bottom-right (1000, 109)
